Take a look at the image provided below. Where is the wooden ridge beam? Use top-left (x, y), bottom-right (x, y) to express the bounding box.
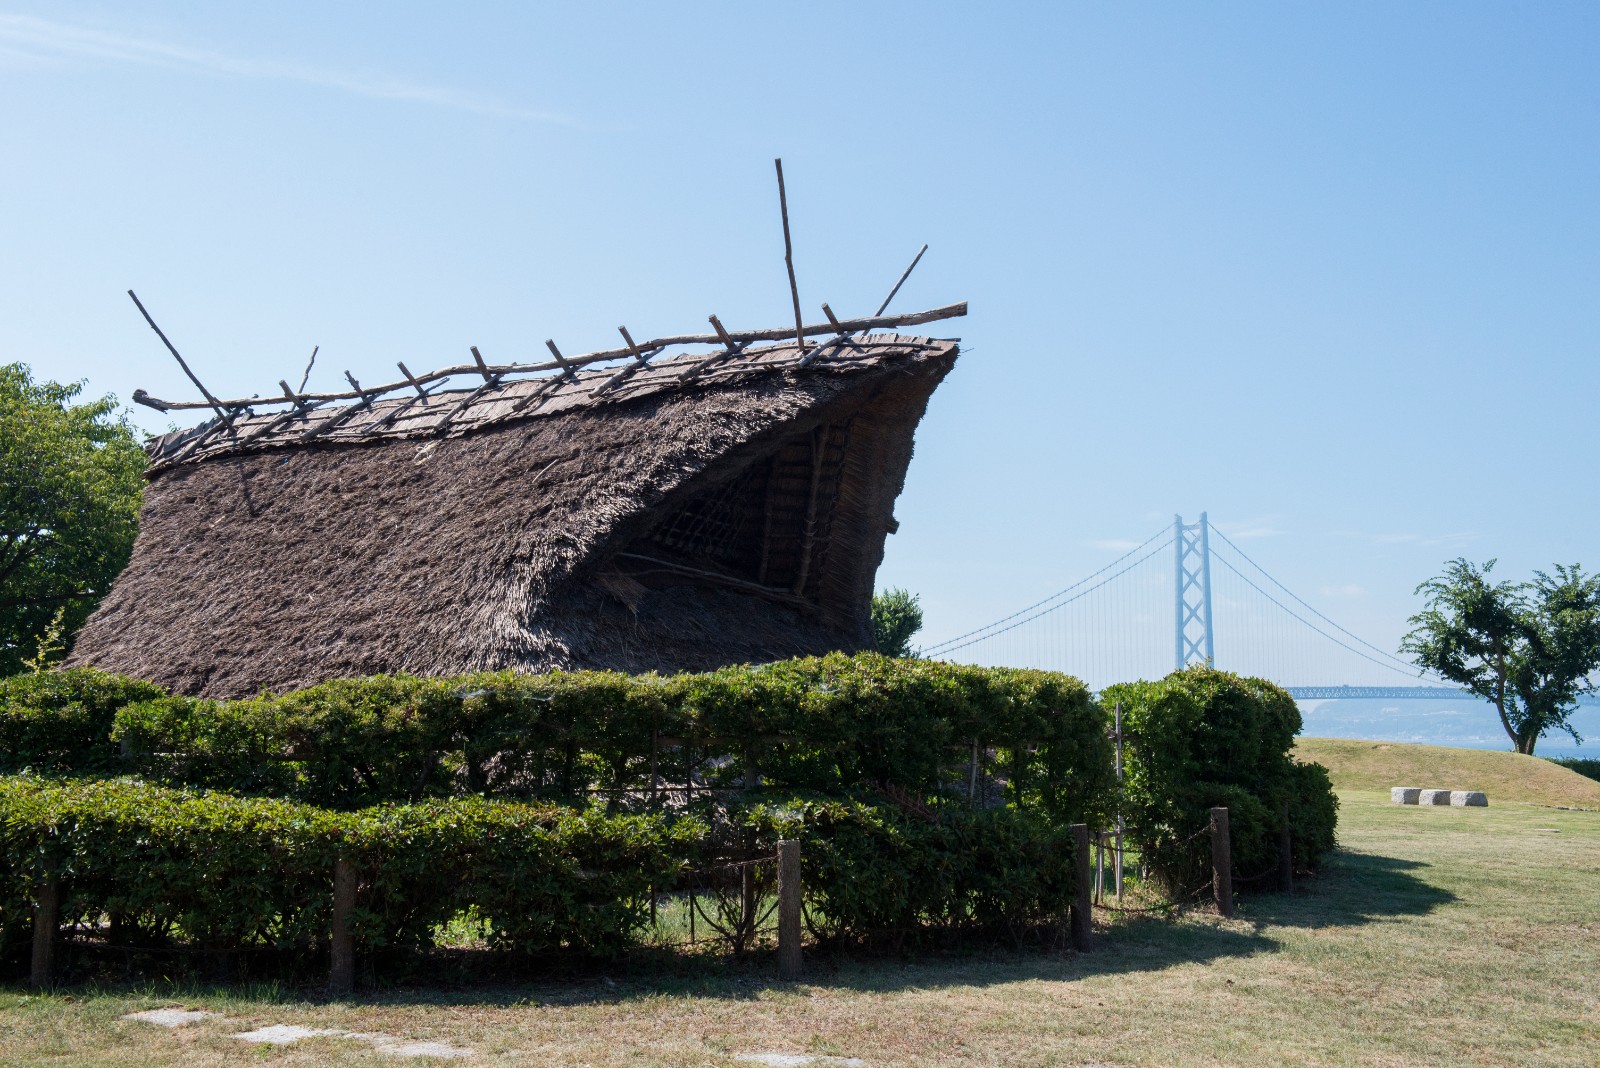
top-left (133, 301), bottom-right (968, 412)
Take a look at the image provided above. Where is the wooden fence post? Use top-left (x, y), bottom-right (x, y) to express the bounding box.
top-left (1069, 823), bottom-right (1092, 951)
top-left (1210, 807), bottom-right (1233, 918)
top-left (329, 858), bottom-right (356, 995)
top-left (30, 864), bottom-right (59, 990)
top-left (777, 839), bottom-right (802, 980)
top-left (1278, 800), bottom-right (1294, 893)
top-left (738, 829), bottom-right (757, 952)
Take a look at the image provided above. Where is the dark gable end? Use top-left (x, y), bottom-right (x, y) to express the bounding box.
top-left (69, 333), bottom-right (959, 697)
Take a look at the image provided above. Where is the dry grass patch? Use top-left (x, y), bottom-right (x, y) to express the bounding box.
top-left (1295, 737), bottom-right (1600, 808)
top-left (3, 778), bottom-right (1598, 1066)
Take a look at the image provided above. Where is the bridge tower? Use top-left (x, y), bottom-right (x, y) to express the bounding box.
top-left (1174, 513), bottom-right (1215, 670)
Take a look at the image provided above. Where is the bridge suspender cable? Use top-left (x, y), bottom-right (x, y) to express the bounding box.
top-left (1206, 551), bottom-right (1442, 683)
top-left (919, 526), bottom-right (1170, 656)
top-left (1207, 527), bottom-right (1437, 678)
top-left (922, 534), bottom-right (1175, 658)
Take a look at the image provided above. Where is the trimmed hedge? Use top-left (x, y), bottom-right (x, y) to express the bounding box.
top-left (0, 670), bottom-right (166, 775)
top-left (1103, 667), bottom-right (1338, 894)
top-left (1549, 757), bottom-right (1600, 784)
top-left (0, 774), bottom-right (693, 962)
top-left (1, 656), bottom-right (1338, 971)
top-left (105, 654), bottom-right (1114, 825)
top-left (739, 795), bottom-right (1076, 945)
top-left (0, 775), bottom-right (1073, 965)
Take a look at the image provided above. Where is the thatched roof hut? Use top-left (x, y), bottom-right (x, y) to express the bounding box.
top-left (69, 306), bottom-right (964, 697)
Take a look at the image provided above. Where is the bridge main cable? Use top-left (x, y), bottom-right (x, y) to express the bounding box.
top-left (922, 527), bottom-right (1174, 658)
top-left (1208, 527), bottom-right (1427, 676)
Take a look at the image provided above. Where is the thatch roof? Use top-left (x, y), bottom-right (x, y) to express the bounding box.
top-left (69, 317), bottom-right (962, 698)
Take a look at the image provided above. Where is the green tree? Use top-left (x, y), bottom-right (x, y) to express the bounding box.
top-left (0, 364), bottom-right (145, 674)
top-left (1401, 558), bottom-right (1600, 755)
top-left (870, 587), bottom-right (923, 658)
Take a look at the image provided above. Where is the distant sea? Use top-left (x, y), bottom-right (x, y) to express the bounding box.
top-left (1297, 697), bottom-right (1598, 760)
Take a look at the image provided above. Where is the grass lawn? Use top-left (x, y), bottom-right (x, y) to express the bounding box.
top-left (1294, 736), bottom-right (1600, 808)
top-left (3, 744), bottom-right (1597, 1067)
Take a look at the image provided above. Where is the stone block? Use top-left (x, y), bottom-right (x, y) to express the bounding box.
top-left (1450, 790), bottom-right (1488, 807)
top-left (1391, 787), bottom-right (1422, 805)
top-left (1418, 789), bottom-right (1452, 805)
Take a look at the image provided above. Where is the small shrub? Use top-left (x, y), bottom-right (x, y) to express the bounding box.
top-left (1104, 666), bottom-right (1338, 895)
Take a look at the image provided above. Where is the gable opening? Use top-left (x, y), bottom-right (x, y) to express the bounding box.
top-left (612, 418), bottom-right (855, 607)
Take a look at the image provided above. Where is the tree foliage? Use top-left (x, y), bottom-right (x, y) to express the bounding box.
top-left (1401, 558), bottom-right (1600, 754)
top-left (0, 364), bottom-right (145, 674)
top-left (871, 586), bottom-right (924, 658)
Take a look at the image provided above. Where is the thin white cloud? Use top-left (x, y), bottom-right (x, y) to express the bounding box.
top-left (1213, 516), bottom-right (1283, 540)
top-left (0, 14), bottom-right (569, 122)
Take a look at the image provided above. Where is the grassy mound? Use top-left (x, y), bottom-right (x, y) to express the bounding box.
top-left (1294, 737), bottom-right (1600, 808)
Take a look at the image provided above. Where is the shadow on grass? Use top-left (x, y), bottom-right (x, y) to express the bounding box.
top-left (1235, 848), bottom-right (1455, 930)
top-left (3, 847), bottom-right (1453, 1009)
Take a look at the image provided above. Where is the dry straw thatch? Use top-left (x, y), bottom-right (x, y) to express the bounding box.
top-left (70, 314), bottom-right (963, 697)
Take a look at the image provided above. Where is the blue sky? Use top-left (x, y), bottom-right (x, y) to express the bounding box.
top-left (4, 2), bottom-right (1597, 673)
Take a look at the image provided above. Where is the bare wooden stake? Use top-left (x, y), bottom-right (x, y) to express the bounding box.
top-left (740, 857), bottom-right (756, 952)
top-left (1211, 807), bottom-right (1234, 918)
top-left (875, 243), bottom-right (929, 316)
top-left (777, 840), bottom-right (803, 979)
top-left (773, 158), bottom-right (806, 352)
top-left (470, 346), bottom-right (493, 381)
top-left (1069, 823), bottom-right (1092, 951)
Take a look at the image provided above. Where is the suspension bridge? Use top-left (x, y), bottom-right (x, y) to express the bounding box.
top-left (921, 513), bottom-right (1599, 705)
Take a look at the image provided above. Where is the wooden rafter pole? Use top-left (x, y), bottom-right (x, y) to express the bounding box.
top-left (792, 423), bottom-right (827, 597)
top-left (126, 290), bottom-right (233, 428)
top-left (545, 340), bottom-right (576, 377)
top-left (396, 362), bottom-right (427, 397)
top-left (774, 159), bottom-right (806, 352)
top-left (297, 345), bottom-right (320, 393)
top-left (875, 244), bottom-right (929, 316)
